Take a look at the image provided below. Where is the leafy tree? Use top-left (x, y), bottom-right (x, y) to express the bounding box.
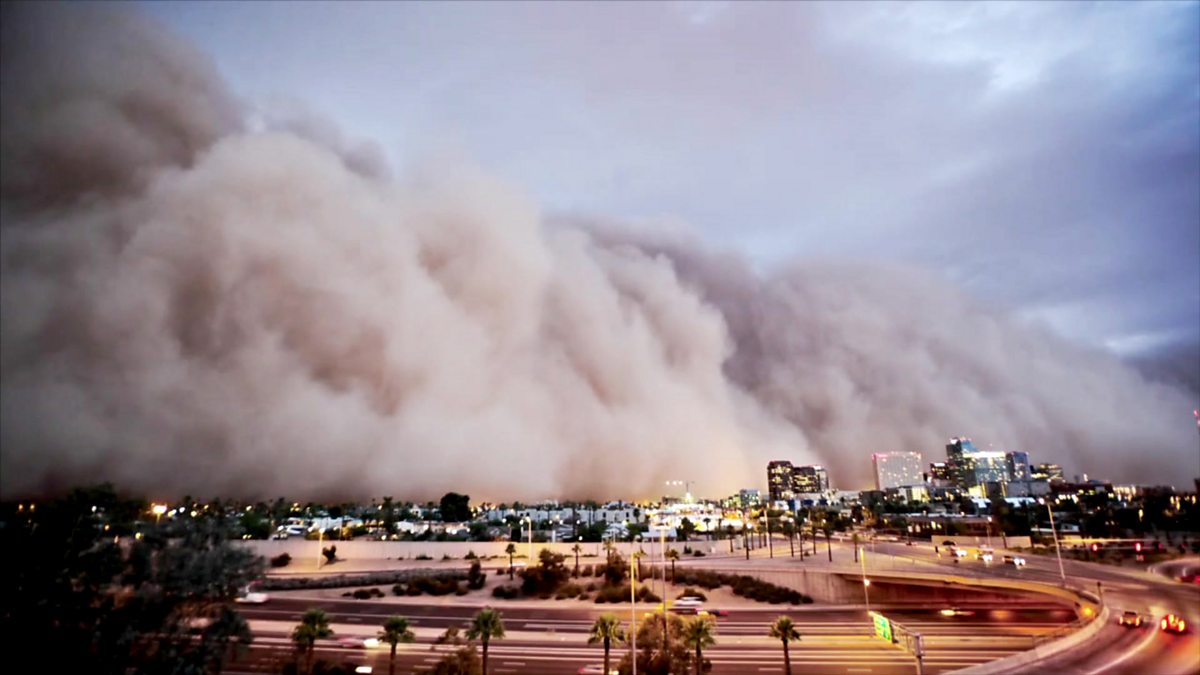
top-left (588, 614), bottom-right (626, 675)
top-left (1, 485), bottom-right (264, 675)
top-left (292, 608), bottom-right (334, 674)
top-left (322, 545), bottom-right (338, 564)
top-left (680, 616), bottom-right (716, 674)
top-left (466, 608), bottom-right (505, 675)
top-left (468, 560), bottom-right (487, 590)
top-left (521, 549), bottom-right (569, 595)
top-left (440, 493), bottom-right (472, 523)
top-left (617, 612), bottom-right (689, 675)
top-left (768, 616), bottom-right (801, 675)
top-left (379, 615), bottom-right (416, 675)
top-left (679, 517), bottom-right (696, 541)
top-left (504, 543), bottom-right (517, 580)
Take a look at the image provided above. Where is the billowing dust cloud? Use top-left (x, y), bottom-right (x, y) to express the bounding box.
top-left (2, 5), bottom-right (1196, 500)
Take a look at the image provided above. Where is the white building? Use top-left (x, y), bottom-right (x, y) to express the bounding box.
top-left (873, 452), bottom-right (925, 490)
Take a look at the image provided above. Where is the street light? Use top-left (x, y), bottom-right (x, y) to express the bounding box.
top-left (1037, 497), bottom-right (1066, 584)
top-left (151, 503), bottom-right (167, 525)
top-left (860, 546), bottom-right (870, 610)
top-left (521, 517), bottom-right (533, 562)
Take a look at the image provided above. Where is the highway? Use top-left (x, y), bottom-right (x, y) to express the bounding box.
top-left (785, 537), bottom-right (1200, 675)
top-left (230, 597), bottom-right (1073, 674)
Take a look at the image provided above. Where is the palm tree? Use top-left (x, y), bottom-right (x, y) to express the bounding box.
top-left (680, 615), bottom-right (716, 675)
top-left (823, 525), bottom-right (833, 562)
top-left (466, 607), bottom-right (506, 674)
top-left (291, 608), bottom-right (333, 675)
top-left (378, 615), bottom-right (415, 675)
top-left (666, 548), bottom-right (680, 582)
top-left (725, 526), bottom-right (736, 553)
top-left (768, 615), bottom-right (801, 675)
top-left (572, 543), bottom-right (583, 576)
top-left (587, 613), bottom-right (625, 675)
top-left (505, 542), bottom-right (517, 579)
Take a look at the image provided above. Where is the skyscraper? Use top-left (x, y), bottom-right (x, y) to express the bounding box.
top-left (767, 460), bottom-right (795, 501)
top-left (945, 438), bottom-right (978, 488)
top-left (1005, 451), bottom-right (1031, 481)
top-left (873, 452), bottom-right (924, 490)
top-left (793, 465), bottom-right (829, 493)
top-left (1032, 463), bottom-right (1064, 483)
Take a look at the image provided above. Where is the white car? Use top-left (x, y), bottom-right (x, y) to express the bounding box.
top-left (234, 592), bottom-right (269, 604)
top-left (953, 548), bottom-right (968, 558)
top-left (578, 666), bottom-right (618, 675)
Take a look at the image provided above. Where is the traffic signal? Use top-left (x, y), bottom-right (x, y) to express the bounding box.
top-left (1135, 542), bottom-right (1142, 552)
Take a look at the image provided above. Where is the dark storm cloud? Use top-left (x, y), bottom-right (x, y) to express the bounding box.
top-left (1, 3), bottom-right (1197, 500)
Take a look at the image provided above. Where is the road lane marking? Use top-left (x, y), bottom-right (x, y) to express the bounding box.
top-left (1084, 627), bottom-right (1159, 675)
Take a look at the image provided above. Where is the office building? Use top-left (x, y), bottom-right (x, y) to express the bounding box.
top-left (945, 437), bottom-right (978, 488)
top-left (1033, 463), bottom-right (1064, 483)
top-left (767, 461), bottom-right (795, 501)
top-left (972, 451), bottom-right (1009, 485)
top-left (873, 452), bottom-right (925, 490)
top-left (1006, 451), bottom-right (1031, 481)
top-left (927, 462), bottom-right (953, 483)
top-left (793, 465), bottom-right (830, 493)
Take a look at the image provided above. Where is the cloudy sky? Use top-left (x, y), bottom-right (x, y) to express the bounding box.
top-left (2, 2), bottom-right (1196, 499)
top-left (143, 0), bottom-right (1199, 361)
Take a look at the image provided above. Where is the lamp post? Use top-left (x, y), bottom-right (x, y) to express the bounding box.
top-left (630, 542), bottom-right (640, 675)
top-left (1038, 498), bottom-right (1066, 584)
top-left (522, 516), bottom-right (533, 563)
top-left (151, 503), bottom-right (167, 526)
top-left (860, 546), bottom-right (871, 611)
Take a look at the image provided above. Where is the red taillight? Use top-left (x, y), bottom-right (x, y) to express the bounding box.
top-left (1162, 619), bottom-right (1168, 629)
top-left (1180, 620), bottom-right (1186, 630)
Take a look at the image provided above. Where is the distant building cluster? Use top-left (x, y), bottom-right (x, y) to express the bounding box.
top-left (766, 436), bottom-right (1076, 507)
top-left (766, 461), bottom-right (830, 501)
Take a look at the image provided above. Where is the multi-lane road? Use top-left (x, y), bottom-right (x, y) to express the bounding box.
top-left (231, 542), bottom-right (1200, 674)
top-left (231, 597), bottom-right (1074, 674)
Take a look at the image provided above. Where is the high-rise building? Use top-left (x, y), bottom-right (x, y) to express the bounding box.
top-left (945, 438), bottom-right (978, 488)
top-left (1005, 451), bottom-right (1031, 481)
top-left (972, 451), bottom-right (1008, 485)
top-left (793, 465), bottom-right (829, 493)
top-left (927, 462), bottom-right (952, 483)
top-left (873, 452), bottom-right (924, 490)
top-left (1032, 463), bottom-right (1064, 483)
top-left (767, 460), bottom-right (795, 502)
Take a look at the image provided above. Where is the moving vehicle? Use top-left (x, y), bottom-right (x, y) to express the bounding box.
top-left (697, 609), bottom-right (728, 618)
top-left (1160, 614), bottom-right (1187, 634)
top-left (234, 591), bottom-right (269, 604)
top-left (337, 637), bottom-right (381, 649)
top-left (671, 596), bottom-right (705, 613)
top-left (1002, 555), bottom-right (1026, 568)
top-left (578, 666), bottom-right (618, 675)
top-left (1118, 611), bottom-right (1144, 628)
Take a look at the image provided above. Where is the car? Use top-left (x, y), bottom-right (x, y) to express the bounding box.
top-left (1160, 614), bottom-right (1187, 634)
top-left (953, 548), bottom-right (968, 558)
top-left (675, 596), bottom-right (704, 606)
top-left (1002, 555), bottom-right (1027, 568)
top-left (578, 665), bottom-right (618, 675)
top-left (234, 592), bottom-right (269, 604)
top-left (337, 637), bottom-right (381, 649)
top-left (939, 607), bottom-right (976, 617)
top-left (697, 609), bottom-right (728, 618)
top-left (1118, 611), bottom-right (1144, 628)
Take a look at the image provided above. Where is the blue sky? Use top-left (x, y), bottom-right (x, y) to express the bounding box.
top-left (143, 1), bottom-right (1199, 361)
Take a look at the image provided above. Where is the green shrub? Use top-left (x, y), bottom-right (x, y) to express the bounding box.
top-left (352, 588), bottom-right (372, 600)
top-left (677, 588), bottom-right (707, 601)
top-left (415, 554), bottom-right (433, 561)
top-left (270, 553), bottom-right (292, 568)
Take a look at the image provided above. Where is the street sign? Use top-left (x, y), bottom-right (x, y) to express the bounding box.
top-left (871, 612), bottom-right (893, 643)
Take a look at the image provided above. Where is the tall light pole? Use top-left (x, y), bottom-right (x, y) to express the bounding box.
top-left (151, 503), bottom-right (167, 525)
top-left (522, 516), bottom-right (533, 563)
top-left (630, 540), bottom-right (640, 675)
top-left (1038, 498), bottom-right (1066, 584)
top-left (860, 545), bottom-right (871, 611)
